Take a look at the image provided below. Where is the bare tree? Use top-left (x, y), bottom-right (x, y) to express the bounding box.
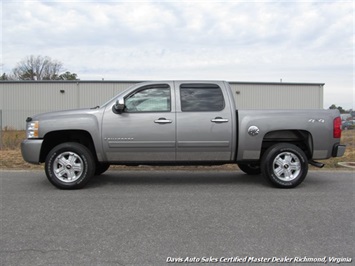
top-left (12, 55), bottom-right (63, 80)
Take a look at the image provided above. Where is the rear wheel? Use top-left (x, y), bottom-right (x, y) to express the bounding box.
top-left (261, 143), bottom-right (308, 188)
top-left (238, 163), bottom-right (261, 175)
top-left (45, 142), bottom-right (95, 189)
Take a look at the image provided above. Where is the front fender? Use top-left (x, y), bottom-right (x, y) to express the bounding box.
top-left (21, 139), bottom-right (43, 164)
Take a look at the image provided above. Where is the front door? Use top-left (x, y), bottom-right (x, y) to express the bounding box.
top-left (102, 82), bottom-right (176, 162)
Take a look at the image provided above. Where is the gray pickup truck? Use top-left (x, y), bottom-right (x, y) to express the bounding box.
top-left (21, 81), bottom-right (346, 189)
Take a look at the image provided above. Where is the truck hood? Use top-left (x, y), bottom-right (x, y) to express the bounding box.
top-left (28, 108), bottom-right (100, 122)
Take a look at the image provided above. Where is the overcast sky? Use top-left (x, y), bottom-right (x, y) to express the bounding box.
top-left (1, 0), bottom-right (354, 109)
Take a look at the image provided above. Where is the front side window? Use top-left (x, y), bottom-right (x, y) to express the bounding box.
top-left (125, 85), bottom-right (171, 112)
top-left (180, 84), bottom-right (225, 112)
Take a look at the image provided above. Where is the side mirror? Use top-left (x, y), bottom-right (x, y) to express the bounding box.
top-left (113, 97), bottom-right (125, 114)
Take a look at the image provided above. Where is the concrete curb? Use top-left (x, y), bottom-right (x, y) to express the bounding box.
top-left (338, 162), bottom-right (355, 169)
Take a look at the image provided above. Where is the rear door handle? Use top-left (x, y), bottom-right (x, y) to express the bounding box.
top-left (154, 118), bottom-right (173, 124)
top-left (211, 117), bottom-right (229, 123)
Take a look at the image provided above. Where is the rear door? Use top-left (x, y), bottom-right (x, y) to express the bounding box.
top-left (175, 81), bottom-right (233, 161)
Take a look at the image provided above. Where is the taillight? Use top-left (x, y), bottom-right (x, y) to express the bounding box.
top-left (333, 117), bottom-right (342, 138)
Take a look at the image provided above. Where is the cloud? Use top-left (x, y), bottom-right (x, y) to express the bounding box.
top-left (2, 0), bottom-right (354, 108)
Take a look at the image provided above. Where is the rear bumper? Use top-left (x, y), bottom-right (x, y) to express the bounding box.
top-left (333, 144), bottom-right (346, 157)
top-left (21, 139), bottom-right (43, 164)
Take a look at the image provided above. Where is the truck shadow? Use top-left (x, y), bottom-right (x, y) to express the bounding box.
top-left (87, 170), bottom-right (268, 188)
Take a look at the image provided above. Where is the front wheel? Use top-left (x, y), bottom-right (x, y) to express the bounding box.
top-left (261, 143), bottom-right (308, 188)
top-left (45, 142), bottom-right (95, 189)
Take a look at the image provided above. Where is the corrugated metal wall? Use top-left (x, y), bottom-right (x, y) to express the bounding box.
top-left (0, 81), bottom-right (323, 130)
top-left (0, 81), bottom-right (137, 129)
top-left (78, 82), bottom-right (136, 108)
top-left (229, 82), bottom-right (323, 109)
top-left (2, 82), bottom-right (78, 130)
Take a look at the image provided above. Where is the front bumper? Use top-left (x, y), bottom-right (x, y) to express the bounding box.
top-left (21, 139), bottom-right (43, 164)
top-left (332, 144), bottom-right (346, 157)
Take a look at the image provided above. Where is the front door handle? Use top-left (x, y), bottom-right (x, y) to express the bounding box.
top-left (211, 117), bottom-right (229, 123)
top-left (154, 118), bottom-right (173, 124)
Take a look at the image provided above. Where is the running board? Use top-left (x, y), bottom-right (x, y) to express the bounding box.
top-left (309, 160), bottom-right (325, 168)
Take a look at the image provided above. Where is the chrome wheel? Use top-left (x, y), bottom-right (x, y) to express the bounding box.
top-left (46, 142), bottom-right (95, 189)
top-left (272, 152), bottom-right (301, 181)
top-left (53, 152), bottom-right (84, 182)
top-left (261, 143), bottom-right (308, 188)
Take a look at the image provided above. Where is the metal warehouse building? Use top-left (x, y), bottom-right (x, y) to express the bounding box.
top-left (0, 80), bottom-right (324, 130)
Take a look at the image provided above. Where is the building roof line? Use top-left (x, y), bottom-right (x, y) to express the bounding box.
top-left (0, 80), bottom-right (325, 86)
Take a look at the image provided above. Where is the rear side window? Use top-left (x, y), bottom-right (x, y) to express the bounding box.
top-left (180, 84), bottom-right (225, 112)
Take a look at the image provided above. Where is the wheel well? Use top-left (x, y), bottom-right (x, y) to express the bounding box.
top-left (39, 130), bottom-right (96, 163)
top-left (261, 130), bottom-right (313, 159)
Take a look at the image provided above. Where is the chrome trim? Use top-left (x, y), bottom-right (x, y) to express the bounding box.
top-left (211, 118), bottom-right (229, 123)
top-left (52, 151), bottom-right (84, 183)
top-left (272, 152), bottom-right (301, 181)
top-left (248, 126), bottom-right (260, 136)
top-left (154, 118), bottom-right (173, 124)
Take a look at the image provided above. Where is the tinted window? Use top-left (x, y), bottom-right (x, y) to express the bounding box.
top-left (180, 84), bottom-right (225, 112)
top-left (125, 85), bottom-right (170, 112)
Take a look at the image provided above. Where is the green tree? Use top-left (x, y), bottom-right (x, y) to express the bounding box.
top-left (337, 106), bottom-right (345, 114)
top-left (329, 104), bottom-right (345, 114)
top-left (0, 73), bottom-right (9, 80)
top-left (58, 71), bottom-right (79, 80)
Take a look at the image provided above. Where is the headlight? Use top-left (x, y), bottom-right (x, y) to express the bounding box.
top-left (27, 121), bottom-right (39, 138)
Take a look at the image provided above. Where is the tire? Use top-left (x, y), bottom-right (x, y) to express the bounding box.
top-left (95, 163), bottom-right (110, 175)
top-left (238, 163), bottom-right (261, 175)
top-left (45, 142), bottom-right (95, 189)
top-left (261, 143), bottom-right (308, 188)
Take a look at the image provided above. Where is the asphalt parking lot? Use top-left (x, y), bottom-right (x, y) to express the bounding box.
top-left (1, 169), bottom-right (354, 266)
